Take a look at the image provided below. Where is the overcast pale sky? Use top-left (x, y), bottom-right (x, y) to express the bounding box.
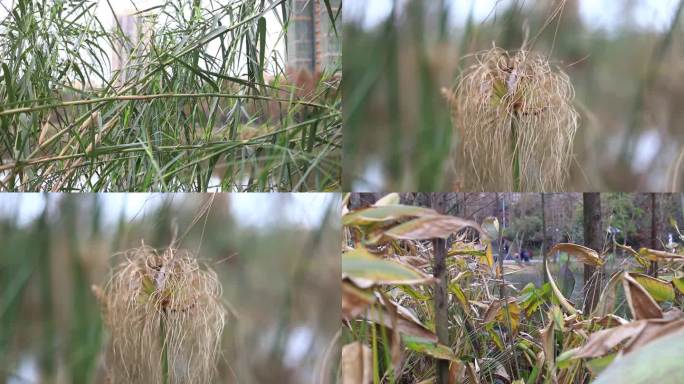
top-left (0, 0), bottom-right (286, 81)
top-left (0, 193), bottom-right (339, 230)
top-left (345, 0), bottom-right (681, 33)
top-left (92, 0), bottom-right (284, 55)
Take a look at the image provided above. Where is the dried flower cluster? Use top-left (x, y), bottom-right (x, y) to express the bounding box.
top-left (447, 47), bottom-right (579, 191)
top-left (95, 245), bottom-right (226, 384)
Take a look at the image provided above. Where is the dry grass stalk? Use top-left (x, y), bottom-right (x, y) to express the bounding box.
top-left (447, 47), bottom-right (579, 191)
top-left (96, 245), bottom-right (226, 384)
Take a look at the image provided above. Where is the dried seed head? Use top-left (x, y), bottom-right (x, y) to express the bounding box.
top-left (98, 245), bottom-right (226, 384)
top-left (448, 47), bottom-right (579, 191)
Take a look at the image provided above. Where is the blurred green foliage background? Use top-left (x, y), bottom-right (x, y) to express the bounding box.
top-left (0, 193), bottom-right (340, 383)
top-left (343, 0), bottom-right (684, 191)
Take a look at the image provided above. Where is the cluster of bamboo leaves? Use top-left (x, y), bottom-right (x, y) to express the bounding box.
top-left (0, 0), bottom-right (341, 191)
top-left (341, 194), bottom-right (684, 384)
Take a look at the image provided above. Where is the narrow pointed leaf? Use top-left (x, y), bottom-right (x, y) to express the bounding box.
top-left (547, 243), bottom-right (603, 266)
top-left (342, 248), bottom-right (435, 288)
top-left (385, 215), bottom-right (480, 240)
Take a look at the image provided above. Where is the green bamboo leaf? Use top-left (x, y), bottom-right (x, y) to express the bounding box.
top-left (2, 63), bottom-right (15, 104)
top-left (402, 335), bottom-right (459, 361)
top-left (257, 16), bottom-right (266, 82)
top-left (321, 0), bottom-right (338, 37)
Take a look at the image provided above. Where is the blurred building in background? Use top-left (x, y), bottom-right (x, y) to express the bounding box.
top-left (287, 0), bottom-right (341, 72)
top-left (111, 13), bottom-right (151, 85)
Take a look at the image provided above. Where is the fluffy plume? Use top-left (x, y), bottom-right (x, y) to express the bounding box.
top-left (447, 47), bottom-right (579, 191)
top-left (97, 245), bottom-right (226, 384)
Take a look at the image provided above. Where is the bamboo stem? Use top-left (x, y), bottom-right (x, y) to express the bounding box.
top-left (511, 114), bottom-right (521, 192)
top-left (0, 93), bottom-right (333, 117)
top-left (160, 314), bottom-right (169, 384)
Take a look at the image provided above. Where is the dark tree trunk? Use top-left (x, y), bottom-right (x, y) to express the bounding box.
top-left (431, 193), bottom-right (449, 384)
top-left (649, 193), bottom-right (660, 277)
top-left (583, 193), bottom-right (602, 314)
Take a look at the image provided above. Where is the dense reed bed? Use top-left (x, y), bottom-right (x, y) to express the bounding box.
top-left (0, 0), bottom-right (341, 191)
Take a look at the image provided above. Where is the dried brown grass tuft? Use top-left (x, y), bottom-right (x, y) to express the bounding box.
top-left (447, 47), bottom-right (579, 191)
top-left (97, 245), bottom-right (226, 384)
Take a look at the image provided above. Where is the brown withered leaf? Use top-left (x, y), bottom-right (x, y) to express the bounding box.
top-left (593, 327), bottom-right (684, 384)
top-left (573, 312), bottom-right (684, 359)
top-left (572, 320), bottom-right (648, 359)
top-left (342, 280), bottom-right (376, 321)
top-left (547, 243), bottom-right (603, 266)
top-left (364, 295), bottom-right (439, 342)
top-left (623, 317), bottom-right (684, 353)
top-left (378, 290), bottom-right (404, 376)
top-left (385, 215), bottom-right (481, 240)
top-left (449, 360), bottom-right (466, 384)
top-left (341, 342), bottom-right (372, 384)
top-left (622, 273), bottom-right (662, 320)
top-left (540, 313), bottom-right (555, 368)
top-left (568, 314), bottom-right (628, 331)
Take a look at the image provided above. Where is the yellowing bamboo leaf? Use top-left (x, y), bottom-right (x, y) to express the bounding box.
top-left (637, 247), bottom-right (684, 261)
top-left (385, 215), bottom-right (480, 240)
top-left (617, 244), bottom-right (650, 268)
top-left (402, 335), bottom-right (459, 361)
top-left (672, 276), bottom-right (684, 295)
top-left (374, 193), bottom-right (400, 206)
top-left (483, 298), bottom-right (520, 334)
top-left (486, 323), bottom-right (506, 351)
top-left (448, 242), bottom-right (485, 257)
top-left (449, 283), bottom-right (471, 314)
top-left (483, 241), bottom-right (495, 268)
top-left (547, 243), bottom-right (603, 266)
top-left (550, 305), bottom-right (565, 332)
top-left (622, 273), bottom-right (662, 320)
top-left (342, 205), bottom-right (436, 226)
top-left (629, 273), bottom-right (675, 303)
top-left (342, 248), bottom-right (435, 288)
top-left (341, 342), bottom-right (372, 384)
